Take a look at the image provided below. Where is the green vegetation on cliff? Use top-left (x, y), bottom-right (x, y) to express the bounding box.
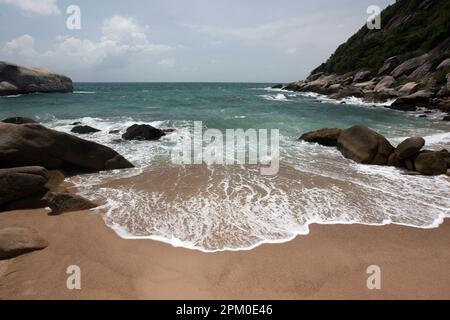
top-left (314, 0), bottom-right (450, 75)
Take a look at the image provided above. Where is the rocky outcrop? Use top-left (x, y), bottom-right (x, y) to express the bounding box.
top-left (122, 124), bottom-right (166, 141)
top-left (374, 76), bottom-right (395, 92)
top-left (390, 54), bottom-right (430, 78)
top-left (0, 166), bottom-right (98, 213)
top-left (2, 117), bottom-right (37, 124)
top-left (0, 227), bottom-right (48, 260)
top-left (378, 56), bottom-right (401, 75)
top-left (71, 125), bottom-right (101, 134)
top-left (0, 61), bottom-right (73, 96)
top-left (337, 125), bottom-right (394, 165)
top-left (0, 123), bottom-right (134, 171)
top-left (299, 128), bottom-right (342, 147)
top-left (300, 125), bottom-right (448, 176)
top-left (414, 151), bottom-right (448, 175)
top-left (279, 1), bottom-right (450, 112)
top-left (0, 167), bottom-right (49, 206)
top-left (388, 91), bottom-right (431, 111)
top-left (394, 137), bottom-right (425, 160)
top-left (43, 192), bottom-right (98, 215)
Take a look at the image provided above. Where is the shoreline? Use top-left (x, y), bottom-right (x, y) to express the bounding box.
top-left (1, 208), bottom-right (450, 300)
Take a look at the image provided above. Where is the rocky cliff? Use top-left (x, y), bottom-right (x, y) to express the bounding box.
top-left (283, 0), bottom-right (450, 114)
top-left (0, 61), bottom-right (73, 96)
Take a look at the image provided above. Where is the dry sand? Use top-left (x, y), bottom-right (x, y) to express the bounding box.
top-left (1, 207), bottom-right (449, 300)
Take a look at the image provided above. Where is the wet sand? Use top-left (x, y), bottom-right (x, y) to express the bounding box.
top-left (1, 207), bottom-right (450, 300)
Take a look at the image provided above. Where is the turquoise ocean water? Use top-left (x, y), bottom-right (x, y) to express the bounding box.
top-left (1, 83), bottom-right (449, 251)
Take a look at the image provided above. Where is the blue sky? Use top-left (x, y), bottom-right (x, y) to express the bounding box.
top-left (0, 0), bottom-right (394, 82)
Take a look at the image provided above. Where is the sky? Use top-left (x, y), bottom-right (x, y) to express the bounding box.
top-left (0, 0), bottom-right (394, 82)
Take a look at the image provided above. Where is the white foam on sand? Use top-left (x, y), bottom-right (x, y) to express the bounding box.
top-left (45, 116), bottom-right (450, 253)
top-left (81, 133), bottom-right (449, 252)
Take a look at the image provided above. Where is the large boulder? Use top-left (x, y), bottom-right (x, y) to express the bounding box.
top-left (0, 167), bottom-right (49, 206)
top-left (378, 56), bottom-right (401, 75)
top-left (122, 124), bottom-right (166, 141)
top-left (0, 227), bottom-right (48, 260)
top-left (299, 128), bottom-right (342, 147)
top-left (409, 62), bottom-right (433, 80)
top-left (437, 58), bottom-right (450, 70)
top-left (414, 151), bottom-right (448, 175)
top-left (0, 123), bottom-right (134, 171)
top-left (394, 137), bottom-right (425, 160)
top-left (71, 125), bottom-right (101, 134)
top-left (438, 149), bottom-right (450, 168)
top-left (387, 153), bottom-right (405, 168)
top-left (374, 76), bottom-right (395, 92)
top-left (389, 90), bottom-right (431, 111)
top-left (0, 61), bottom-right (73, 96)
top-left (2, 117), bottom-right (37, 124)
top-left (43, 192), bottom-right (98, 215)
top-left (353, 71), bottom-right (372, 83)
top-left (390, 54), bottom-right (429, 78)
top-left (398, 82), bottom-right (418, 96)
top-left (337, 125), bottom-right (394, 165)
top-left (328, 86), bottom-right (364, 100)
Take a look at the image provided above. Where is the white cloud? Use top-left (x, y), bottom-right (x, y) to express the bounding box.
top-left (2, 15), bottom-right (176, 69)
top-left (0, 0), bottom-right (60, 15)
top-left (158, 58), bottom-right (176, 68)
top-left (286, 48), bottom-right (297, 55)
top-left (180, 16), bottom-right (354, 56)
top-left (4, 34), bottom-right (37, 58)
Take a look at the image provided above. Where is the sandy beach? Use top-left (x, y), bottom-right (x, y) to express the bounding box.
top-left (1, 206), bottom-right (449, 300)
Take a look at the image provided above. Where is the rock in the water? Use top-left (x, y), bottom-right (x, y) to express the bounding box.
top-left (443, 115), bottom-right (450, 121)
top-left (2, 117), bottom-right (37, 124)
top-left (337, 125), bottom-right (394, 165)
top-left (122, 124), bottom-right (166, 141)
top-left (0, 61), bottom-right (73, 96)
top-left (0, 227), bottom-right (48, 260)
top-left (414, 151), bottom-right (447, 175)
top-left (394, 137), bottom-right (425, 160)
top-left (0, 167), bottom-right (49, 206)
top-left (271, 84), bottom-right (284, 89)
top-left (0, 123), bottom-right (134, 171)
top-left (71, 125), bottom-right (101, 134)
top-left (404, 158), bottom-right (415, 171)
top-left (109, 129), bottom-right (121, 134)
top-left (387, 153), bottom-right (404, 168)
top-left (162, 128), bottom-right (176, 134)
top-left (389, 91), bottom-right (431, 111)
top-left (43, 192), bottom-right (98, 215)
top-left (299, 128), bottom-right (342, 147)
top-left (438, 149), bottom-right (450, 168)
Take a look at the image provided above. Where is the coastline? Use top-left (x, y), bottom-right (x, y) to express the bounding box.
top-left (1, 207), bottom-right (450, 300)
